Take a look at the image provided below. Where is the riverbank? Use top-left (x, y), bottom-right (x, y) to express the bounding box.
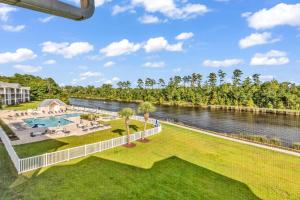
top-left (162, 121), bottom-right (300, 156)
top-left (1, 122), bottom-right (300, 200)
top-left (70, 97), bottom-right (300, 116)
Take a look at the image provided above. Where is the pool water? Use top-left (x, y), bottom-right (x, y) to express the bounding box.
top-left (24, 113), bottom-right (81, 128)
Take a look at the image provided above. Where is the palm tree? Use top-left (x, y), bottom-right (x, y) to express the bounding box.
top-left (138, 102), bottom-right (156, 141)
top-left (119, 108), bottom-right (136, 147)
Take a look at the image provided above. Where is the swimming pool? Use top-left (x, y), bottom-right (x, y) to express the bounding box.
top-left (24, 113), bottom-right (81, 128)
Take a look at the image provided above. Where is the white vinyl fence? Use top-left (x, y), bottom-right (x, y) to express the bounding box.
top-left (0, 127), bottom-right (20, 172)
top-left (1, 107), bottom-right (161, 174)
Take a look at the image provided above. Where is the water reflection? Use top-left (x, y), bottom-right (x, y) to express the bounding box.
top-left (70, 98), bottom-right (300, 146)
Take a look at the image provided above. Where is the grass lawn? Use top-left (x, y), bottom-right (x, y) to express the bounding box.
top-left (1, 123), bottom-right (299, 200)
top-left (4, 101), bottom-right (40, 111)
top-left (14, 119), bottom-right (153, 158)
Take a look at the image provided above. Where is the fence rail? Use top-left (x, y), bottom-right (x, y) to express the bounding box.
top-left (1, 107), bottom-right (161, 174)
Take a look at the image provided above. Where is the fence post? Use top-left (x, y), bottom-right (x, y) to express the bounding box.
top-left (18, 159), bottom-right (21, 174)
top-left (45, 153), bottom-right (48, 167)
top-left (68, 149), bottom-right (70, 161)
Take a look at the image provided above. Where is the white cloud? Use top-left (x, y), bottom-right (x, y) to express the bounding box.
top-left (80, 71), bottom-right (101, 78)
top-left (112, 5), bottom-right (132, 15)
top-left (175, 32), bottom-right (194, 40)
top-left (100, 39), bottom-right (141, 57)
top-left (104, 61), bottom-right (115, 67)
top-left (246, 3), bottom-right (300, 30)
top-left (0, 4), bottom-right (16, 22)
top-left (239, 32), bottom-right (280, 49)
top-left (139, 15), bottom-right (161, 24)
top-left (1, 24), bottom-right (25, 32)
top-left (39, 16), bottom-right (55, 23)
top-left (202, 59), bottom-right (243, 67)
top-left (250, 50), bottom-right (290, 66)
top-left (70, 0), bottom-right (111, 7)
top-left (260, 75), bottom-right (275, 82)
top-left (41, 41), bottom-right (94, 58)
top-left (144, 61), bottom-right (165, 68)
top-left (104, 76), bottom-right (120, 84)
top-left (144, 37), bottom-right (183, 53)
top-left (0, 48), bottom-right (37, 64)
top-left (13, 65), bottom-right (42, 73)
top-left (43, 59), bottom-right (56, 65)
top-left (72, 71), bottom-right (102, 84)
top-left (131, 0), bottom-right (209, 20)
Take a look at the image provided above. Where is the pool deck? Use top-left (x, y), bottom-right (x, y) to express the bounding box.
top-left (0, 110), bottom-right (113, 145)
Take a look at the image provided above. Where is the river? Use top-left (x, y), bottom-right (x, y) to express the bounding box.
top-left (69, 98), bottom-right (300, 147)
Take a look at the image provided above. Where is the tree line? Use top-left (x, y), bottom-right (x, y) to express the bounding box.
top-left (1, 70), bottom-right (300, 110)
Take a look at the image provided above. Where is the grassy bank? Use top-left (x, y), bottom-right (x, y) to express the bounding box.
top-left (14, 119), bottom-right (153, 158)
top-left (1, 122), bottom-right (299, 200)
top-left (4, 101), bottom-right (40, 111)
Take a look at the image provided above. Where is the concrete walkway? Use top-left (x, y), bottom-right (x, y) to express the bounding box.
top-left (162, 121), bottom-right (300, 157)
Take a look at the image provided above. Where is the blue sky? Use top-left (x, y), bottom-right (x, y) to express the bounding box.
top-left (0, 0), bottom-right (300, 86)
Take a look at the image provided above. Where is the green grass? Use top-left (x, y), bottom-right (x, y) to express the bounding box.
top-left (1, 122), bottom-right (299, 200)
top-left (4, 101), bottom-right (40, 111)
top-left (14, 119), bottom-right (153, 158)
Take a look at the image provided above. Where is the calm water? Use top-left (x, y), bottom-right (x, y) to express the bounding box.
top-left (70, 98), bottom-right (300, 147)
top-left (24, 113), bottom-right (81, 128)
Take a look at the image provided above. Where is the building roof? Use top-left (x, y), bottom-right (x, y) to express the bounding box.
top-left (38, 99), bottom-right (67, 107)
top-left (0, 81), bottom-right (30, 90)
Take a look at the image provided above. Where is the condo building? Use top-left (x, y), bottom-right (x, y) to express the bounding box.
top-left (0, 82), bottom-right (30, 105)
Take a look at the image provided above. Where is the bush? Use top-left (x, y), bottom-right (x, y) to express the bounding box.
top-left (80, 114), bottom-right (97, 121)
top-left (293, 143), bottom-right (300, 150)
top-left (269, 138), bottom-right (281, 146)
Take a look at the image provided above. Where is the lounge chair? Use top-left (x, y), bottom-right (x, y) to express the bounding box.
top-left (63, 128), bottom-right (71, 134)
top-left (30, 130), bottom-right (46, 137)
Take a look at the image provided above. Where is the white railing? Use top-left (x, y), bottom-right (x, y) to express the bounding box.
top-left (1, 107), bottom-right (161, 174)
top-left (19, 126), bottom-right (161, 173)
top-left (0, 127), bottom-right (20, 172)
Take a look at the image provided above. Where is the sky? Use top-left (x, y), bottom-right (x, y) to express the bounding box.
top-left (0, 0), bottom-right (300, 86)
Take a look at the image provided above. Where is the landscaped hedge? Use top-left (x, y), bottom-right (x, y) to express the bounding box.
top-left (80, 114), bottom-right (97, 121)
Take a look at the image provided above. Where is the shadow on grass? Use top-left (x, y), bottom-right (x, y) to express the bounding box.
top-left (14, 139), bottom-right (68, 158)
top-left (129, 124), bottom-right (139, 132)
top-left (20, 156), bottom-right (261, 200)
top-left (112, 128), bottom-right (126, 136)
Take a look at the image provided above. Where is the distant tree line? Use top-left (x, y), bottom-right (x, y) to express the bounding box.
top-left (1, 70), bottom-right (300, 110)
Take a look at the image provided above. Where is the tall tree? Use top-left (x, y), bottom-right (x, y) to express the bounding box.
top-left (218, 70), bottom-right (226, 85)
top-left (232, 69), bottom-right (243, 86)
top-left (138, 102), bottom-right (156, 141)
top-left (137, 79), bottom-right (144, 89)
top-left (119, 108), bottom-right (136, 147)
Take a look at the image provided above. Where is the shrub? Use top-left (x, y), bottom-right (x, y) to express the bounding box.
top-left (293, 143), bottom-right (300, 150)
top-left (269, 138), bottom-right (281, 146)
top-left (80, 114), bottom-right (97, 121)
